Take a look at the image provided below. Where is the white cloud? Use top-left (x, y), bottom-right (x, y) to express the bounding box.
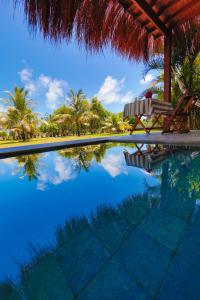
top-left (45, 78), bottom-right (67, 110)
top-left (19, 68), bottom-right (33, 82)
top-left (25, 82), bottom-right (37, 94)
top-left (19, 67), bottom-right (68, 110)
top-left (101, 153), bottom-right (127, 177)
top-left (0, 105), bottom-right (6, 113)
top-left (140, 74), bottom-right (154, 84)
top-left (95, 76), bottom-right (134, 104)
top-left (39, 75), bottom-right (51, 87)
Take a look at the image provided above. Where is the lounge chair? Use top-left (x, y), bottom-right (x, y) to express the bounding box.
top-left (123, 94), bottom-right (199, 134)
top-left (162, 94), bottom-right (199, 133)
top-left (123, 145), bottom-right (172, 173)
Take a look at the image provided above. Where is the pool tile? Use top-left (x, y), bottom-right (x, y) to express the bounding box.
top-left (56, 228), bottom-right (109, 295)
top-left (22, 254), bottom-right (73, 300)
top-left (116, 228), bottom-right (172, 297)
top-left (119, 195), bottom-right (149, 226)
top-left (56, 217), bottom-right (89, 246)
top-left (177, 224), bottom-right (200, 271)
top-left (0, 283), bottom-right (22, 300)
top-left (92, 220), bottom-right (127, 253)
top-left (77, 258), bottom-right (151, 300)
top-left (138, 209), bottom-right (186, 251)
top-left (157, 255), bottom-right (200, 300)
top-left (91, 208), bottom-right (129, 253)
top-left (160, 193), bottom-right (194, 221)
top-left (191, 207), bottom-right (200, 226)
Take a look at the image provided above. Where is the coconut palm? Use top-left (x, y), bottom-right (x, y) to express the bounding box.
top-left (87, 111), bottom-right (100, 134)
top-left (142, 20), bottom-right (200, 104)
top-left (52, 105), bottom-right (73, 136)
top-left (2, 87), bottom-right (38, 140)
top-left (68, 89), bottom-right (89, 136)
top-left (87, 98), bottom-right (109, 134)
top-left (102, 113), bottom-right (129, 133)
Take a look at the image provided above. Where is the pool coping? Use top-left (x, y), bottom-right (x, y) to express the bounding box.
top-left (0, 137), bottom-right (110, 159)
top-left (1, 132), bottom-right (200, 158)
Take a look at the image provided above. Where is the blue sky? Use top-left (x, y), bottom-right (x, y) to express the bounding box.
top-left (0, 1), bottom-right (154, 114)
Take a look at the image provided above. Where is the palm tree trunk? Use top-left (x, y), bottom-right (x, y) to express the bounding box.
top-left (172, 67), bottom-right (187, 94)
top-left (22, 126), bottom-right (26, 141)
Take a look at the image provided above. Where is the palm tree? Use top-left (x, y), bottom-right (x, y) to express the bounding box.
top-left (102, 113), bottom-right (129, 133)
top-left (87, 111), bottom-right (100, 134)
top-left (2, 87), bottom-right (38, 141)
top-left (88, 97), bottom-right (109, 134)
top-left (52, 105), bottom-right (73, 136)
top-left (68, 89), bottom-right (89, 136)
top-left (142, 20), bottom-right (200, 105)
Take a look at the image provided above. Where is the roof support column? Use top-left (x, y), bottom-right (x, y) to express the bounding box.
top-left (164, 31), bottom-right (172, 102)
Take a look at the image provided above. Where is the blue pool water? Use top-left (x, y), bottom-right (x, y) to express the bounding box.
top-left (0, 143), bottom-right (200, 299)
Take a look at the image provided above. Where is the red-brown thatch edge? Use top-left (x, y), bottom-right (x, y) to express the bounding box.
top-left (19, 0), bottom-right (199, 62)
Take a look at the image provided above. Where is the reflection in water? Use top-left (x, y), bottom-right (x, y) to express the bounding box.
top-left (15, 154), bottom-right (41, 180)
top-left (58, 144), bottom-right (108, 173)
top-left (0, 154), bottom-right (41, 181)
top-left (0, 144), bottom-right (200, 299)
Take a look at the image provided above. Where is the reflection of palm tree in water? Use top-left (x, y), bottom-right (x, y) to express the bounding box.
top-left (16, 154), bottom-right (41, 180)
top-left (165, 151), bottom-right (200, 199)
top-left (3, 148), bottom-right (200, 298)
top-left (0, 191), bottom-right (158, 298)
top-left (58, 144), bottom-right (109, 173)
top-left (154, 151), bottom-right (200, 223)
top-left (124, 146), bottom-right (200, 205)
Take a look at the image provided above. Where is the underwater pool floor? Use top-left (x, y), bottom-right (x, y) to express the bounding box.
top-left (1, 143), bottom-right (200, 299)
top-left (2, 196), bottom-right (200, 299)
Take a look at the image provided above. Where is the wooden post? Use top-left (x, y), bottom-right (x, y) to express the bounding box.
top-left (164, 31), bottom-right (172, 102)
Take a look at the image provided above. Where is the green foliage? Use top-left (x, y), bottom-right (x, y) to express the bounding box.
top-left (0, 87), bottom-right (129, 139)
top-left (141, 21), bottom-right (200, 107)
top-left (1, 86), bottom-right (38, 140)
top-left (45, 90), bottom-right (128, 136)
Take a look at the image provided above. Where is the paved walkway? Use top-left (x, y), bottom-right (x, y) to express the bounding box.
top-left (111, 131), bottom-right (200, 146)
top-left (1, 131), bottom-right (200, 158)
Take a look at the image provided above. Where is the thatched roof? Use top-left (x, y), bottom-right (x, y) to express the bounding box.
top-left (18, 1), bottom-right (200, 61)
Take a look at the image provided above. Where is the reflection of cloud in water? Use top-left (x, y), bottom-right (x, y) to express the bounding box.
top-left (0, 158), bottom-right (18, 175)
top-left (53, 157), bottom-right (76, 184)
top-left (37, 156), bottom-right (76, 191)
top-left (101, 154), bottom-right (128, 177)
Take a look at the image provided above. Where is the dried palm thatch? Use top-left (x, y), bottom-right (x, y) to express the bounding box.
top-left (18, 1), bottom-right (200, 61)
top-left (18, 0), bottom-right (162, 61)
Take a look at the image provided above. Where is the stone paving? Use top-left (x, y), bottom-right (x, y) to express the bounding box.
top-left (1, 131), bottom-right (200, 159)
top-left (110, 130), bottom-right (200, 147)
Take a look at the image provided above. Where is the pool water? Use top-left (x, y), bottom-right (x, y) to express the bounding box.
top-left (0, 143), bottom-right (200, 299)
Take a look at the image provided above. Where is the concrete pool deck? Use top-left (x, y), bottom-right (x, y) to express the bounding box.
top-left (1, 131), bottom-right (200, 158)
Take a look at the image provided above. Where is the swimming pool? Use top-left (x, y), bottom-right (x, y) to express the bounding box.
top-left (0, 143), bottom-right (200, 299)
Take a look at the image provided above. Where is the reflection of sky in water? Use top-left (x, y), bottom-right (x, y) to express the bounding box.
top-left (0, 145), bottom-right (159, 280)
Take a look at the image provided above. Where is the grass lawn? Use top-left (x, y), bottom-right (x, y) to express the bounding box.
top-left (0, 131), bottom-right (156, 149)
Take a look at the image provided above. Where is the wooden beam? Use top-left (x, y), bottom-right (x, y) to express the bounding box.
top-left (174, 2), bottom-right (200, 25)
top-left (164, 32), bottom-right (172, 102)
top-left (119, 1), bottom-right (144, 23)
top-left (131, 0), bottom-right (169, 35)
top-left (164, 0), bottom-right (197, 25)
